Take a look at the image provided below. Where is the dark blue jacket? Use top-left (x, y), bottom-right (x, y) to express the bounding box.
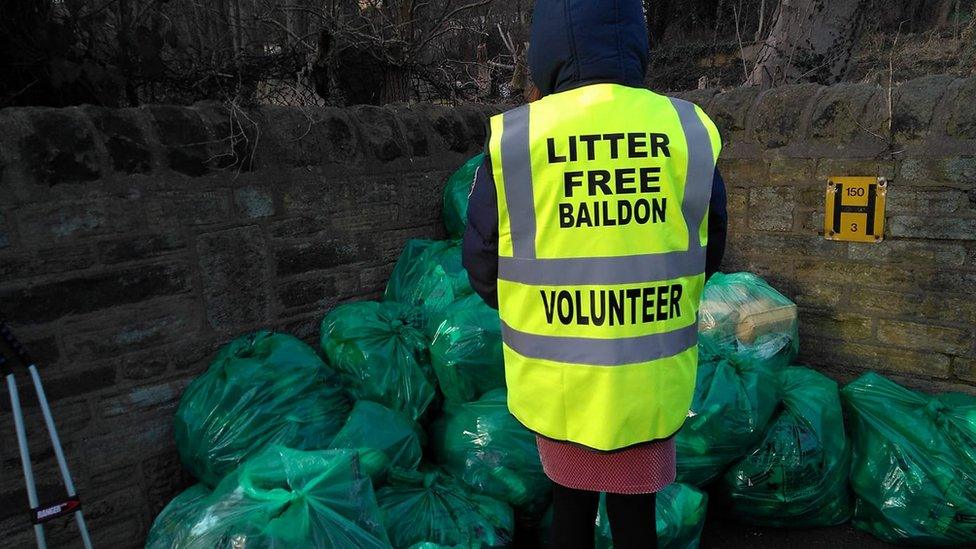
top-left (462, 0), bottom-right (727, 309)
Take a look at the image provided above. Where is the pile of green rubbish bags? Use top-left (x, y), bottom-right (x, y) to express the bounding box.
top-left (149, 154), bottom-right (976, 548)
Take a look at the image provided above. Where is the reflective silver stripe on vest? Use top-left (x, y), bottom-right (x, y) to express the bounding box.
top-left (501, 319), bottom-right (699, 366)
top-left (498, 246), bottom-right (705, 286)
top-left (669, 97), bottom-right (715, 249)
top-left (500, 105), bottom-right (537, 258)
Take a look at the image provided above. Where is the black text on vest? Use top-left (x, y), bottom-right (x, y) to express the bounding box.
top-left (548, 132), bottom-right (671, 229)
top-left (539, 284), bottom-right (684, 326)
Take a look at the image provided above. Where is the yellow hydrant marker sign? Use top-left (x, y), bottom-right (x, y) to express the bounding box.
top-left (824, 176), bottom-right (887, 243)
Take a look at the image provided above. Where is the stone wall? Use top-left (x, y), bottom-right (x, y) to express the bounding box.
top-left (0, 101), bottom-right (492, 547)
top-left (675, 75), bottom-right (976, 394)
top-left (0, 75), bottom-right (973, 547)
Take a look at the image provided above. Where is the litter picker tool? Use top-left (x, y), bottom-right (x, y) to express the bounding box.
top-left (1, 318), bottom-right (93, 549)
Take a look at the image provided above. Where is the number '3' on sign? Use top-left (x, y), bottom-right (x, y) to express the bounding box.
top-left (824, 176), bottom-right (887, 243)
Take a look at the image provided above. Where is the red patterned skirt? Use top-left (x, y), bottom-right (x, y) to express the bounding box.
top-left (536, 436), bottom-right (676, 494)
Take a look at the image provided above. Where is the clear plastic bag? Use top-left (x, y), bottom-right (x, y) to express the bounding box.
top-left (320, 300), bottom-right (436, 421)
top-left (384, 239), bottom-right (473, 326)
top-left (697, 272), bottom-right (798, 370)
top-left (174, 331), bottom-right (351, 486)
top-left (442, 154), bottom-right (484, 239)
top-left (377, 468), bottom-right (514, 548)
top-left (329, 400), bottom-right (424, 479)
top-left (146, 446), bottom-right (390, 548)
top-left (430, 389), bottom-right (551, 514)
top-left (721, 366), bottom-right (852, 526)
top-left (428, 293), bottom-right (505, 404)
top-left (842, 372), bottom-right (976, 545)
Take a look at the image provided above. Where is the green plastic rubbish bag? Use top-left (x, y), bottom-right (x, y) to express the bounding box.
top-left (145, 446), bottom-right (390, 548)
top-left (595, 483), bottom-right (708, 549)
top-left (174, 331), bottom-right (351, 486)
top-left (320, 301), bottom-right (436, 421)
top-left (430, 389), bottom-right (551, 513)
top-left (676, 354), bottom-right (782, 487)
top-left (443, 154), bottom-right (484, 239)
top-left (145, 484), bottom-right (211, 548)
top-left (842, 372), bottom-right (976, 545)
top-left (698, 272), bottom-right (798, 370)
top-left (377, 468), bottom-right (514, 548)
top-left (428, 293), bottom-right (505, 404)
top-left (330, 400), bottom-right (424, 478)
top-left (384, 239), bottom-right (473, 325)
top-left (720, 366), bottom-right (851, 526)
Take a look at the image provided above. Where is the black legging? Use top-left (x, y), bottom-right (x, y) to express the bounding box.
top-left (549, 483), bottom-right (657, 549)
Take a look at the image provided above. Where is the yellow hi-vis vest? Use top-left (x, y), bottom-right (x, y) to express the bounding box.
top-left (488, 83), bottom-right (721, 451)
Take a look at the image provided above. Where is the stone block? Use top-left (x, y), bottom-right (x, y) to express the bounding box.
top-left (276, 275), bottom-right (339, 311)
top-left (956, 356), bottom-right (976, 383)
top-left (790, 280), bottom-right (844, 308)
top-left (119, 338), bottom-right (215, 381)
top-left (0, 244), bottom-right (96, 282)
top-left (849, 239), bottom-right (966, 266)
top-left (752, 83), bottom-right (821, 148)
top-left (98, 233), bottom-right (187, 264)
top-left (748, 186), bottom-right (795, 231)
top-left (195, 102), bottom-right (256, 171)
top-left (64, 311), bottom-right (194, 362)
top-left (705, 86), bottom-right (759, 142)
top-left (351, 105), bottom-right (408, 161)
top-left (878, 319), bottom-right (972, 355)
top-left (801, 336), bottom-right (952, 378)
top-left (415, 104), bottom-right (472, 153)
top-left (928, 269), bottom-right (976, 296)
top-left (42, 364), bottom-right (117, 401)
top-left (16, 199), bottom-right (143, 245)
top-left (792, 258), bottom-right (921, 290)
top-left (891, 75), bottom-right (955, 141)
top-left (888, 215), bottom-right (976, 240)
top-left (716, 158), bottom-right (769, 185)
top-left (146, 105), bottom-right (211, 176)
top-left (456, 103), bottom-right (489, 147)
top-left (83, 106), bottom-right (153, 173)
top-left (898, 156), bottom-right (976, 186)
top-left (98, 379), bottom-right (188, 418)
top-left (142, 450), bottom-right (195, 519)
top-left (0, 263), bottom-right (191, 324)
top-left (20, 108), bottom-right (102, 185)
top-left (799, 309), bottom-right (874, 342)
top-left (389, 105), bottom-right (432, 157)
top-left (853, 287), bottom-right (975, 325)
top-left (234, 186), bottom-right (275, 219)
top-left (946, 77), bottom-right (976, 139)
top-left (146, 190), bottom-right (232, 227)
top-left (815, 158), bottom-right (896, 180)
top-left (741, 232), bottom-right (848, 260)
top-left (808, 83), bottom-right (886, 143)
top-left (274, 236), bottom-right (373, 277)
top-left (767, 158), bottom-right (817, 184)
top-left (196, 226), bottom-right (269, 332)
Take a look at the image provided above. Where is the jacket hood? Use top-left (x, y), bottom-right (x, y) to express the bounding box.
top-left (528, 0), bottom-right (649, 96)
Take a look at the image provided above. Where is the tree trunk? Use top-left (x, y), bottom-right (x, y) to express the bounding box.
top-left (380, 66), bottom-right (411, 103)
top-left (747, 0), bottom-right (866, 89)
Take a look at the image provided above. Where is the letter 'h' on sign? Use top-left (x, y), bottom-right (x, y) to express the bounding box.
top-left (824, 176), bottom-right (887, 243)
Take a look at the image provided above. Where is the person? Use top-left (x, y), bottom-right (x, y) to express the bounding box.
top-left (462, 1), bottom-right (727, 548)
